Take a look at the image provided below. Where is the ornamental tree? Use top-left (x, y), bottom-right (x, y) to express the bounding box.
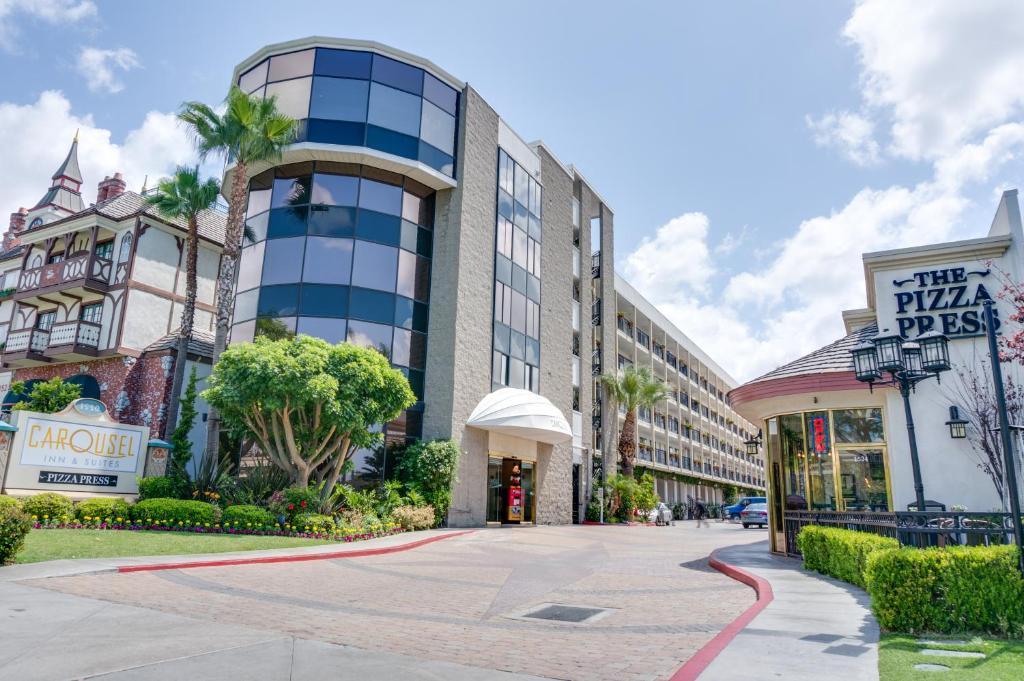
top-left (202, 336), bottom-right (416, 489)
top-left (11, 378), bottom-right (81, 413)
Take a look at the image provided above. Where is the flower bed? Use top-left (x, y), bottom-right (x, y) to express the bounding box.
top-left (30, 514), bottom-right (405, 544)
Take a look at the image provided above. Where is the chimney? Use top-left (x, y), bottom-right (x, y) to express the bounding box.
top-left (97, 172), bottom-right (127, 203)
top-left (4, 207), bottom-right (27, 251)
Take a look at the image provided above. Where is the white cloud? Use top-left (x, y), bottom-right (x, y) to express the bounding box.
top-left (76, 47), bottom-right (141, 94)
top-left (845, 0), bottom-right (1024, 161)
top-left (623, 2), bottom-right (1024, 382)
top-left (0, 90), bottom-right (212, 215)
top-left (623, 213), bottom-right (715, 295)
top-left (0, 0), bottom-right (96, 47)
top-left (806, 110), bottom-right (880, 166)
top-left (714, 225), bottom-right (749, 256)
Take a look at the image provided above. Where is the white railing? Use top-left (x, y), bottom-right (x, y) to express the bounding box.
top-left (29, 329), bottom-right (49, 352)
top-left (5, 329), bottom-right (31, 352)
top-left (48, 321), bottom-right (101, 348)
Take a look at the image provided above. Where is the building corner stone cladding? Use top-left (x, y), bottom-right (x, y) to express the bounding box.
top-left (12, 353), bottom-right (176, 438)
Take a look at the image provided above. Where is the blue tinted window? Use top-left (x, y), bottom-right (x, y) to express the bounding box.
top-left (351, 240), bottom-right (397, 291)
top-left (297, 316), bottom-right (347, 343)
top-left (314, 48), bottom-right (372, 79)
top-left (237, 242), bottom-right (264, 292)
top-left (305, 119), bottom-right (365, 146)
top-left (308, 206), bottom-right (355, 237)
top-left (423, 72), bottom-right (457, 116)
top-left (300, 284), bottom-right (348, 317)
top-left (261, 236), bottom-right (304, 284)
top-left (371, 54), bottom-right (422, 95)
top-left (349, 287), bottom-right (394, 324)
top-left (312, 173), bottom-right (359, 206)
top-left (348, 319), bottom-right (393, 357)
top-left (309, 77), bottom-right (368, 122)
top-left (267, 207), bottom-right (308, 239)
top-left (234, 288), bottom-right (258, 322)
top-left (413, 301), bottom-right (429, 332)
top-left (245, 212), bottom-right (269, 242)
top-left (358, 179), bottom-right (403, 215)
top-left (303, 237), bottom-right (352, 284)
top-left (367, 83), bottom-right (421, 137)
top-left (356, 209), bottom-right (401, 245)
top-left (418, 141), bottom-right (454, 176)
top-left (368, 126), bottom-right (418, 160)
top-left (258, 285), bottom-right (299, 317)
top-left (494, 321), bottom-right (511, 354)
top-left (394, 295), bottom-right (414, 328)
top-left (416, 227), bottom-right (432, 257)
top-left (419, 100), bottom-right (456, 155)
top-left (272, 176), bottom-right (310, 208)
top-left (400, 220), bottom-right (418, 253)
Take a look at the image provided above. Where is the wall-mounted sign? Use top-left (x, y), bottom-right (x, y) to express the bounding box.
top-left (38, 471), bottom-right (118, 487)
top-left (72, 398), bottom-right (106, 416)
top-left (892, 267), bottom-right (1000, 338)
top-left (806, 412), bottom-right (830, 456)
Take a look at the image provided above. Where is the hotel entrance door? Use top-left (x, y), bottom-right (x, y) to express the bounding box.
top-left (486, 456), bottom-right (535, 524)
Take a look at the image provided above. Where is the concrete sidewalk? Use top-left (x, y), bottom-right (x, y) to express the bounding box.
top-left (0, 528), bottom-right (465, 581)
top-left (699, 541), bottom-right (879, 681)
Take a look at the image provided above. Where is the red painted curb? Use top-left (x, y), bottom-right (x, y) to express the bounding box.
top-left (117, 530), bottom-right (474, 573)
top-left (670, 550), bottom-right (774, 681)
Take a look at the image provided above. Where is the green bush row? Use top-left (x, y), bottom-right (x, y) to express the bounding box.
top-left (0, 505), bottom-right (32, 565)
top-left (866, 544), bottom-right (1024, 635)
top-left (797, 526), bottom-right (1024, 635)
top-left (221, 504), bottom-right (275, 528)
top-left (797, 525), bottom-right (899, 588)
top-left (129, 498), bottom-right (220, 526)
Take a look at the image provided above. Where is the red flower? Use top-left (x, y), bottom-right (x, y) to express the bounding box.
top-left (300, 501), bottom-right (307, 508)
top-left (287, 503), bottom-right (295, 510)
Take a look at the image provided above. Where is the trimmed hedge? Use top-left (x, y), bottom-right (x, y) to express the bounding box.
top-left (391, 504), bottom-right (435, 531)
top-left (0, 495), bottom-right (23, 512)
top-left (75, 497), bottom-right (131, 522)
top-left (129, 498), bottom-right (218, 526)
top-left (797, 525), bottom-right (899, 588)
top-left (221, 505), bottom-right (276, 529)
top-left (137, 476), bottom-right (179, 500)
top-left (291, 513), bottom-right (336, 533)
top-left (22, 492), bottom-right (73, 521)
top-left (0, 505), bottom-right (32, 564)
top-left (865, 545), bottom-right (1024, 635)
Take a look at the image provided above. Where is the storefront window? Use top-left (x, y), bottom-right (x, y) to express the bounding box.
top-left (838, 449), bottom-right (889, 511)
top-left (834, 408), bottom-right (885, 443)
top-left (778, 414), bottom-right (808, 510)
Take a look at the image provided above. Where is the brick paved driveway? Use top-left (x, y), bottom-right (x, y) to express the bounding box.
top-left (31, 523), bottom-right (766, 681)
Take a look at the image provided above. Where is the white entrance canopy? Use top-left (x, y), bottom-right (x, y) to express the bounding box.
top-left (466, 388), bottom-right (572, 445)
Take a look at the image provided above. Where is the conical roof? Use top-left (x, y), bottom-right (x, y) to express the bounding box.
top-left (51, 133), bottom-right (83, 183)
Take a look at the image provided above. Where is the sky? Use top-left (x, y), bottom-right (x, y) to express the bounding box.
top-left (2, 0), bottom-right (1024, 383)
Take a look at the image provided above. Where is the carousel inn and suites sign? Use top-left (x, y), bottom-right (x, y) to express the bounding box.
top-left (892, 267), bottom-right (1000, 338)
top-left (0, 399), bottom-right (154, 497)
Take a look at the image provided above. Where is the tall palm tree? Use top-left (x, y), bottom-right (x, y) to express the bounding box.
top-left (178, 86), bottom-right (297, 461)
top-left (600, 366), bottom-right (668, 476)
top-left (147, 166), bottom-right (220, 441)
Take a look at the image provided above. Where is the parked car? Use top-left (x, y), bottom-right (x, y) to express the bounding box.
top-left (725, 496), bottom-right (767, 519)
top-left (740, 502), bottom-right (769, 529)
top-left (647, 502), bottom-right (673, 525)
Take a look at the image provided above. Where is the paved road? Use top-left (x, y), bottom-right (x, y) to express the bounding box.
top-left (3, 522), bottom-right (766, 681)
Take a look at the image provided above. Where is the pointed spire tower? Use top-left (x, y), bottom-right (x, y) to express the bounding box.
top-left (32, 132), bottom-right (86, 216)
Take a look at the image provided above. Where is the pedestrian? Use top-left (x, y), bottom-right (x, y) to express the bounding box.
top-left (695, 500), bottom-right (709, 528)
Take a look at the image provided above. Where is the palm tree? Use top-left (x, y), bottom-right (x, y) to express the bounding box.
top-left (146, 166), bottom-right (220, 441)
top-left (600, 366), bottom-right (668, 476)
top-left (178, 86), bottom-right (297, 461)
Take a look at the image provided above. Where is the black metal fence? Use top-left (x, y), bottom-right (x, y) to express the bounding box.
top-left (783, 510), bottom-right (1020, 556)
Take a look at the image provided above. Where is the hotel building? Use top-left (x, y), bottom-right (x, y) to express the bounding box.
top-left (226, 36), bottom-right (763, 526)
top-left (731, 191), bottom-right (1024, 554)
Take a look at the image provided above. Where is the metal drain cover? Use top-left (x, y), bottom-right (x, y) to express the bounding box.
top-left (520, 604), bottom-right (610, 623)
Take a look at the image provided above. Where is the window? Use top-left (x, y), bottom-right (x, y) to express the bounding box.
top-left (47, 253), bottom-right (64, 265)
top-left (261, 237), bottom-right (304, 285)
top-left (80, 303), bottom-right (102, 324)
top-left (267, 49), bottom-right (314, 82)
top-left (314, 49), bottom-right (372, 79)
top-left (351, 241), bottom-right (397, 291)
top-left (358, 178), bottom-right (403, 216)
top-left (94, 241), bottom-right (114, 260)
top-left (309, 77), bottom-right (368, 122)
top-left (367, 83), bottom-right (421, 137)
top-left (303, 237), bottom-right (353, 284)
top-left (265, 77), bottom-right (312, 120)
top-left (636, 329), bottom-right (650, 349)
top-left (36, 311), bottom-right (56, 331)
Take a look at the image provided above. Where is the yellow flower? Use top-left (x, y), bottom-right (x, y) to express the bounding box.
top-left (116, 517), bottom-right (122, 522)
top-left (84, 516), bottom-right (91, 521)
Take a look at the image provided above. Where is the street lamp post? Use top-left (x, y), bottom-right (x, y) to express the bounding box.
top-left (851, 329), bottom-right (952, 513)
top-left (981, 299), bottom-right (1024, 576)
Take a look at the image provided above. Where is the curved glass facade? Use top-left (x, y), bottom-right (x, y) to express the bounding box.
top-left (237, 47), bottom-right (460, 178)
top-left (231, 161), bottom-right (434, 440)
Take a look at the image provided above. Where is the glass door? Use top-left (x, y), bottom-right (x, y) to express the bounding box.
top-left (486, 457), bottom-right (503, 523)
top-left (837, 448), bottom-right (890, 511)
top-left (522, 461), bottom-right (535, 524)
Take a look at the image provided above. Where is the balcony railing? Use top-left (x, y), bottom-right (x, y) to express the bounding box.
top-left (591, 251), bottom-right (601, 279)
top-left (48, 320), bottom-right (101, 348)
top-left (5, 328), bottom-right (49, 353)
top-left (17, 255), bottom-right (112, 295)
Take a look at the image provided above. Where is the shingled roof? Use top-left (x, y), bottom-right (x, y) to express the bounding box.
top-left (748, 322), bottom-right (878, 383)
top-left (144, 328), bottom-right (216, 358)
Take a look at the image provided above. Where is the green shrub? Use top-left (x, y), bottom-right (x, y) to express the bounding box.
top-left (291, 512), bottom-right (336, 534)
top-left (396, 439), bottom-right (460, 526)
top-left (22, 492), bottom-right (73, 521)
top-left (0, 506), bottom-right (32, 564)
top-left (137, 476), bottom-right (180, 500)
top-left (865, 545), bottom-right (1024, 635)
top-left (268, 486), bottom-right (319, 519)
top-left (391, 504), bottom-right (435, 530)
top-left (75, 497), bottom-right (130, 522)
top-left (797, 526), bottom-right (899, 588)
top-left (129, 498), bottom-right (219, 526)
top-left (0, 495), bottom-right (23, 512)
top-left (222, 505), bottom-right (276, 529)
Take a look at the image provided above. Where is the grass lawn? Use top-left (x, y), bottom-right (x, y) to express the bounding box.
top-left (880, 633), bottom-right (1024, 680)
top-left (16, 529), bottom-right (333, 564)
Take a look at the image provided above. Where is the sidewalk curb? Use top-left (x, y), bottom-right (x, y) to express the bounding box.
top-left (670, 548), bottom-right (775, 681)
top-left (117, 530), bottom-right (474, 573)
